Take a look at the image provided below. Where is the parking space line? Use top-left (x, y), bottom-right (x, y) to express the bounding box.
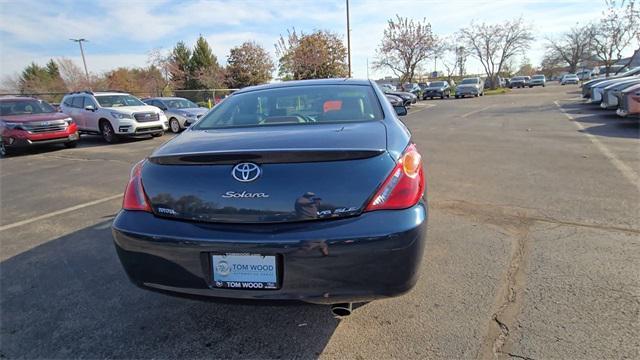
top-left (553, 100), bottom-right (640, 193)
top-left (0, 194), bottom-right (122, 232)
top-left (461, 105), bottom-right (494, 118)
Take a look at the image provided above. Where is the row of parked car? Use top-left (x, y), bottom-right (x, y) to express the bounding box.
top-left (580, 66), bottom-right (640, 117)
top-left (0, 91), bottom-right (210, 156)
top-left (380, 77), bottom-right (486, 105)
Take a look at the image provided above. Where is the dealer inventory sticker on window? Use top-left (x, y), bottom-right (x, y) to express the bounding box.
top-left (212, 253), bottom-right (278, 289)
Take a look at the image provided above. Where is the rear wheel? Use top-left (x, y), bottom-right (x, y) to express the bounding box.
top-left (100, 120), bottom-right (119, 144)
top-left (169, 118), bottom-right (181, 133)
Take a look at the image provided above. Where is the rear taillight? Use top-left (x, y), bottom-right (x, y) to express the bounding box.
top-left (122, 160), bottom-right (151, 212)
top-left (365, 143), bottom-right (425, 211)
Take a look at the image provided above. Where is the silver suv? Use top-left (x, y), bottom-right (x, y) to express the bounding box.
top-left (143, 97), bottom-right (208, 133)
top-left (60, 91), bottom-right (168, 143)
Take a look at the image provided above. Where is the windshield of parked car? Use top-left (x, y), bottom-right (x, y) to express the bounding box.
top-left (460, 78), bottom-right (478, 84)
top-left (565, 74), bottom-right (578, 78)
top-left (430, 81), bottom-right (446, 87)
top-left (95, 95), bottom-right (145, 107)
top-left (194, 85), bottom-right (384, 130)
top-left (532, 75), bottom-right (544, 79)
top-left (513, 77), bottom-right (525, 81)
top-left (165, 98), bottom-right (198, 109)
top-left (0, 100), bottom-right (55, 116)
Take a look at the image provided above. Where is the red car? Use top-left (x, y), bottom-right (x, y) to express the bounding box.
top-left (0, 96), bottom-right (79, 156)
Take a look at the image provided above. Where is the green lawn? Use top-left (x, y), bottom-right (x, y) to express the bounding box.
top-left (484, 88), bottom-right (511, 96)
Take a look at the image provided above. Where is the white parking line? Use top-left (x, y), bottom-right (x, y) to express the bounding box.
top-left (553, 100), bottom-right (640, 193)
top-left (0, 194), bottom-right (122, 232)
top-left (461, 105), bottom-right (494, 118)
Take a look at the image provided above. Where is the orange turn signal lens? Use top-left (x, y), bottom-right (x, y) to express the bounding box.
top-left (401, 146), bottom-right (422, 178)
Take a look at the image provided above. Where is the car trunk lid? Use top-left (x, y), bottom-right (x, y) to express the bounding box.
top-left (142, 122), bottom-right (395, 223)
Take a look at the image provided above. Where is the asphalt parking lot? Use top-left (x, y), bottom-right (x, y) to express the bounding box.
top-left (1, 83), bottom-right (638, 359)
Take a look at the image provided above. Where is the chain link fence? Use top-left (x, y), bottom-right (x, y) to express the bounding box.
top-left (0, 89), bottom-right (239, 108)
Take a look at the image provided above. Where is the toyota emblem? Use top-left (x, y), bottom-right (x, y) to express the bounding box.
top-left (232, 162), bottom-right (261, 182)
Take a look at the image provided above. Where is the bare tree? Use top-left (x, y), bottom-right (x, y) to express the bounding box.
top-left (458, 17), bottom-right (534, 89)
top-left (589, 0), bottom-right (640, 76)
top-left (455, 46), bottom-right (468, 77)
top-left (148, 48), bottom-right (172, 95)
top-left (57, 58), bottom-right (88, 91)
top-left (373, 15), bottom-right (439, 83)
top-left (545, 25), bottom-right (593, 73)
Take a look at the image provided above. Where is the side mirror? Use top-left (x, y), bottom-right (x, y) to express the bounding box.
top-left (160, 106), bottom-right (168, 111)
top-left (84, 105), bottom-right (95, 111)
top-left (394, 105), bottom-right (408, 116)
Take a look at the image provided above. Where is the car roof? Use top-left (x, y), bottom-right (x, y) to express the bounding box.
top-left (146, 97), bottom-right (187, 101)
top-left (233, 78), bottom-right (372, 95)
top-left (92, 92), bottom-right (132, 96)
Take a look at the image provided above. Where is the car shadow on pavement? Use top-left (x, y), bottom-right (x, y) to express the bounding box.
top-left (0, 221), bottom-right (338, 359)
top-left (579, 119), bottom-right (640, 139)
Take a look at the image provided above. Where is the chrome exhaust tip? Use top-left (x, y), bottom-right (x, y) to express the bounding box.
top-left (330, 303), bottom-right (353, 318)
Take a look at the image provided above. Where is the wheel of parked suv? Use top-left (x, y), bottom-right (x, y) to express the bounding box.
top-left (0, 140), bottom-right (8, 157)
top-left (152, 131), bottom-right (164, 137)
top-left (169, 118), bottom-right (181, 133)
top-left (455, 95), bottom-right (460, 99)
top-left (100, 120), bottom-right (119, 144)
top-left (440, 94), bottom-right (444, 99)
top-left (64, 141), bottom-right (77, 148)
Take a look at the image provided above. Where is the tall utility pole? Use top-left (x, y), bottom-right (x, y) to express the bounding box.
top-left (70, 38), bottom-right (89, 80)
top-left (346, 0), bottom-right (351, 77)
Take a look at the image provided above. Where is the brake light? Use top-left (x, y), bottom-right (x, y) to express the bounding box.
top-left (365, 143), bottom-right (425, 211)
top-left (122, 160), bottom-right (151, 212)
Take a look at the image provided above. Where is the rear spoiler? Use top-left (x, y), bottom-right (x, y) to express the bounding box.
top-left (148, 149), bottom-right (386, 165)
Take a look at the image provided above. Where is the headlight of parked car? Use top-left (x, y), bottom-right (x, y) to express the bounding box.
top-left (62, 117), bottom-right (74, 124)
top-left (0, 120), bottom-right (24, 130)
top-left (111, 111), bottom-right (133, 119)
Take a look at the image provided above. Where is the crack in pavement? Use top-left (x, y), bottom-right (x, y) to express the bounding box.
top-left (432, 198), bottom-right (636, 360)
top-left (36, 153), bottom-right (131, 164)
top-left (431, 199), bottom-right (640, 235)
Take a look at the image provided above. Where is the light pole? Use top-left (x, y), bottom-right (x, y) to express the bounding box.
top-left (70, 38), bottom-right (89, 80)
top-left (346, 0), bottom-right (351, 77)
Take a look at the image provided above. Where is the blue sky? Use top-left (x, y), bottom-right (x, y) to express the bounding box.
top-left (0, 0), bottom-right (620, 82)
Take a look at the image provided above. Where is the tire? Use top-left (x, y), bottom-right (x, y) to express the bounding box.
top-left (151, 131), bottom-right (164, 138)
top-left (440, 94), bottom-right (444, 99)
top-left (0, 140), bottom-right (8, 157)
top-left (169, 118), bottom-right (181, 133)
top-left (100, 120), bottom-right (119, 144)
top-left (455, 95), bottom-right (460, 99)
top-left (474, 94), bottom-right (479, 97)
top-left (64, 141), bottom-right (77, 148)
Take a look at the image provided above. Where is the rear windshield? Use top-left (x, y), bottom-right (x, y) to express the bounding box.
top-left (194, 85), bottom-right (384, 130)
top-left (430, 81), bottom-right (446, 87)
top-left (461, 78), bottom-right (479, 84)
top-left (95, 95), bottom-right (145, 107)
top-left (0, 99), bottom-right (55, 116)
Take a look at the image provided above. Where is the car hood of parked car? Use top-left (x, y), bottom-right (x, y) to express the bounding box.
top-left (425, 86), bottom-right (446, 91)
top-left (0, 112), bottom-right (71, 123)
top-left (170, 107), bottom-right (209, 116)
top-left (103, 105), bottom-right (163, 114)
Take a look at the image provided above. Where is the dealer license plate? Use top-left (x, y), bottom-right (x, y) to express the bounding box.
top-left (212, 253), bottom-right (278, 290)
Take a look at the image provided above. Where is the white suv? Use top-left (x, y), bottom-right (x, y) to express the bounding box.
top-left (60, 91), bottom-right (168, 143)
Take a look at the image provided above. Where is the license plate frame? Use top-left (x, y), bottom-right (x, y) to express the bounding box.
top-left (211, 253), bottom-right (279, 290)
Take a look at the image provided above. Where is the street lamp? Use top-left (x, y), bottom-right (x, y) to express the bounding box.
top-left (346, 0), bottom-right (351, 77)
top-left (70, 38), bottom-right (89, 80)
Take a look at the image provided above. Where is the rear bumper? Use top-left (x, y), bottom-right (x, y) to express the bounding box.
top-left (112, 202), bottom-right (428, 304)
